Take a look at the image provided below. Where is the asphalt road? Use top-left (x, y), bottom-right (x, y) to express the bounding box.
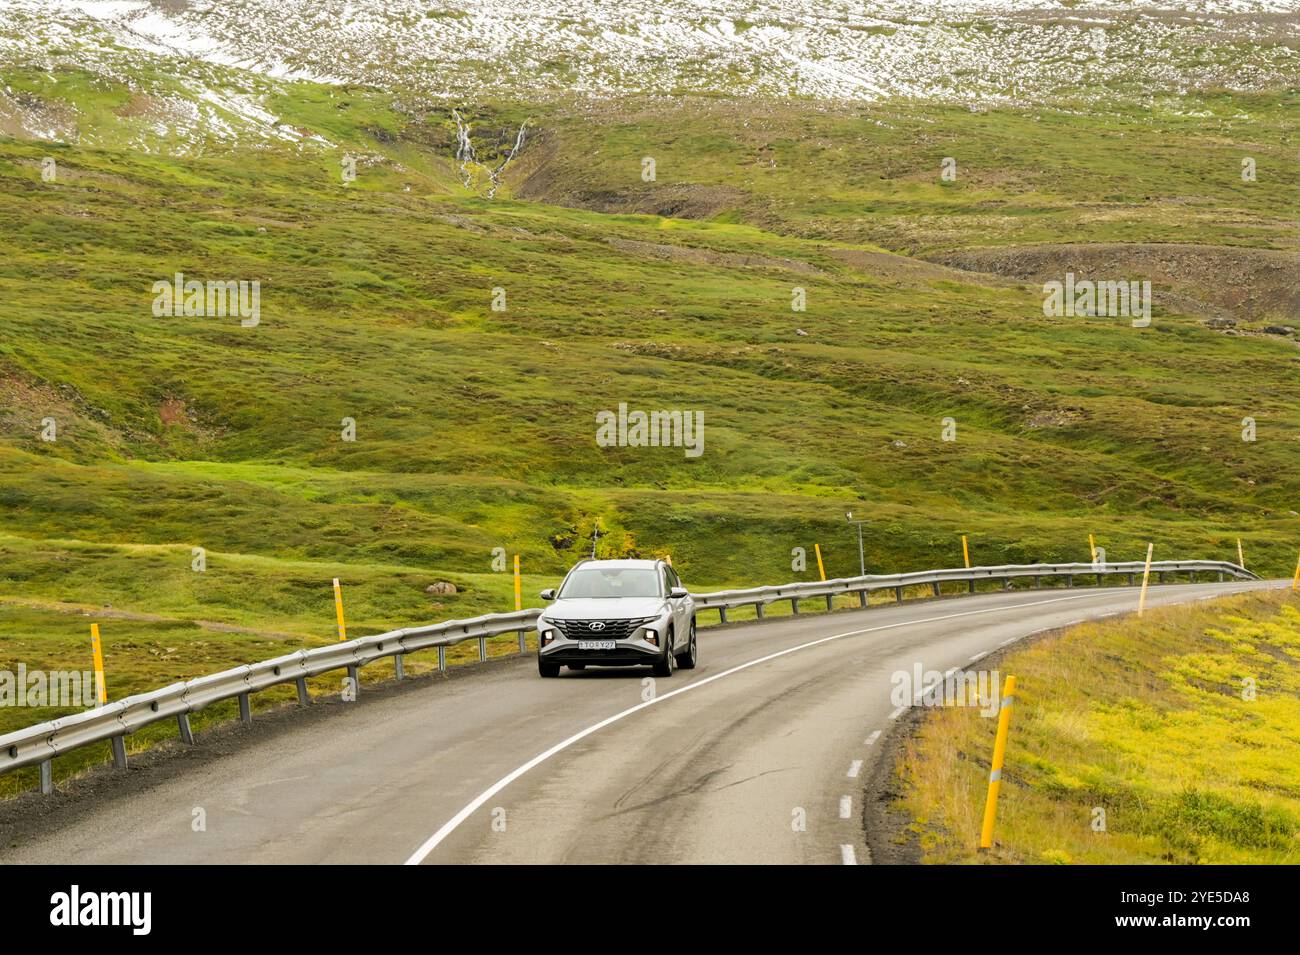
top-left (2, 579), bottom-right (1282, 864)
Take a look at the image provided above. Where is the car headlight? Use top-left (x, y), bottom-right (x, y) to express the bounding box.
top-left (540, 628), bottom-right (556, 647)
top-left (638, 626), bottom-right (659, 646)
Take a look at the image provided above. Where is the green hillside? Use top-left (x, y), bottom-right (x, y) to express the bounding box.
top-left (1, 67), bottom-right (1298, 767)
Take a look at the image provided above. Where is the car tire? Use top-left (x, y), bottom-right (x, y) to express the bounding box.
top-left (675, 620), bottom-right (698, 669)
top-left (652, 629), bottom-right (675, 677)
top-left (538, 657), bottom-right (561, 678)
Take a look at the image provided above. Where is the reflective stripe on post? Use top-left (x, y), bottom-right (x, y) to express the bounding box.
top-left (979, 675), bottom-right (1017, 850)
top-left (814, 544), bottom-right (826, 581)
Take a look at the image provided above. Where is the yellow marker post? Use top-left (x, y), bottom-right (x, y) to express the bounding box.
top-left (665, 554), bottom-right (672, 567)
top-left (1137, 542), bottom-right (1154, 616)
top-left (513, 554), bottom-right (522, 612)
top-left (332, 577), bottom-right (347, 642)
top-left (979, 674), bottom-right (1016, 850)
top-left (1237, 538), bottom-right (1245, 570)
top-left (89, 623), bottom-right (107, 706)
top-left (1089, 533), bottom-right (1097, 563)
top-left (1292, 552), bottom-right (1300, 591)
top-left (962, 535), bottom-right (971, 569)
top-left (814, 543), bottom-right (827, 581)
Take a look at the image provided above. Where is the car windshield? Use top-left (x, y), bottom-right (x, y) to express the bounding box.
top-left (558, 567), bottom-right (661, 599)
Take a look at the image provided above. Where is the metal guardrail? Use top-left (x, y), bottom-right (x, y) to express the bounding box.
top-left (692, 559), bottom-right (1258, 621)
top-left (0, 559), bottom-right (1257, 792)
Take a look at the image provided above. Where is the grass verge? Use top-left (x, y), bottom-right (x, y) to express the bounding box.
top-left (893, 589), bottom-right (1300, 864)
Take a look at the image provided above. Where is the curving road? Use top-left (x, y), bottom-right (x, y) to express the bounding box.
top-left (1, 579), bottom-right (1281, 865)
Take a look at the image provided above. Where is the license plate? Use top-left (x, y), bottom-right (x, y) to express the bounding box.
top-left (578, 640), bottom-right (616, 650)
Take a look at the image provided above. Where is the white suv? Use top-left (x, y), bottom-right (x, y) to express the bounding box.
top-left (536, 559), bottom-right (697, 678)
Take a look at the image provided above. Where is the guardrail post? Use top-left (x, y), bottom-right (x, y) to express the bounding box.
top-left (790, 598), bottom-right (799, 615)
top-left (478, 636), bottom-right (488, 661)
top-left (177, 714), bottom-right (194, 745)
top-left (858, 591), bottom-right (868, 608)
top-left (346, 665), bottom-right (359, 697)
top-left (1218, 571), bottom-right (1225, 582)
top-left (394, 654), bottom-right (405, 680)
top-left (1032, 576), bottom-right (1040, 588)
top-left (437, 646), bottom-right (447, 672)
top-left (296, 678), bottom-right (310, 705)
top-left (1138, 543), bottom-right (1154, 615)
top-left (968, 579), bottom-right (976, 594)
top-left (39, 759), bottom-right (53, 795)
top-left (238, 692), bottom-right (252, 724)
top-left (1065, 574), bottom-right (1073, 587)
top-left (111, 735), bottom-right (127, 769)
top-left (755, 603), bottom-right (765, 619)
top-left (931, 582), bottom-right (941, 598)
top-left (517, 631), bottom-right (526, 654)
top-left (1127, 573), bottom-right (1135, 586)
top-left (824, 594), bottom-right (833, 611)
top-left (895, 586), bottom-right (904, 603)
top-left (718, 606), bottom-right (728, 624)
top-left (1002, 578), bottom-right (1011, 591)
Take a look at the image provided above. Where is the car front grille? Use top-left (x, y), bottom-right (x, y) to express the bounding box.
top-left (553, 618), bottom-right (653, 641)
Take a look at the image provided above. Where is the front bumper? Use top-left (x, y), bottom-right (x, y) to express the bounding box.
top-left (538, 617), bottom-right (668, 666)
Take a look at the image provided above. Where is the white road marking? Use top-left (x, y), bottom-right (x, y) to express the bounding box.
top-left (839, 795), bottom-right (852, 819)
top-left (402, 589), bottom-right (1132, 864)
top-left (847, 759), bottom-right (863, 778)
top-left (997, 637), bottom-right (1017, 647)
top-left (968, 651), bottom-right (988, 662)
top-left (864, 730), bottom-right (881, 745)
top-left (888, 705), bottom-right (907, 720)
top-left (840, 844), bottom-right (858, 865)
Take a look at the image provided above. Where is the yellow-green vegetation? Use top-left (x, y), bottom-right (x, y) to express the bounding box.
top-left (896, 591), bottom-right (1300, 864)
top-left (2, 62), bottom-right (1299, 793)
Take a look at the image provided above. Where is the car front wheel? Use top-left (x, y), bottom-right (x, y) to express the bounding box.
top-left (675, 620), bottom-right (698, 669)
top-left (651, 629), bottom-right (676, 677)
top-left (539, 657), bottom-right (560, 678)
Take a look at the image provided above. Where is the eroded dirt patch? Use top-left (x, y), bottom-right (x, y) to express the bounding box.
top-left (932, 243), bottom-right (1300, 324)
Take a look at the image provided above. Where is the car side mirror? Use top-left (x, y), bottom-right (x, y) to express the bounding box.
top-left (669, 587), bottom-right (688, 599)
top-left (539, 588), bottom-right (556, 601)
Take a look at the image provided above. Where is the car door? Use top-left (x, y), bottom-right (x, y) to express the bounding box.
top-left (675, 568), bottom-right (694, 634)
top-left (660, 564), bottom-right (682, 647)
top-left (664, 564), bottom-right (690, 642)
top-left (676, 566), bottom-right (696, 634)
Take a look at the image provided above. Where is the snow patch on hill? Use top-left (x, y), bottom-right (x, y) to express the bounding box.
top-left (0, 0), bottom-right (1295, 143)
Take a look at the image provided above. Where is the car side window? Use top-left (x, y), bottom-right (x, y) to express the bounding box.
top-left (661, 566), bottom-right (673, 596)
top-left (668, 567), bottom-right (682, 591)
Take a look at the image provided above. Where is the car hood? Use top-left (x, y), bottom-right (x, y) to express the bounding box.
top-left (544, 597), bottom-right (668, 621)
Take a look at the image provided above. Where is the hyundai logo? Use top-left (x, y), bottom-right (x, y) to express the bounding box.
top-left (588, 622), bottom-right (606, 631)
